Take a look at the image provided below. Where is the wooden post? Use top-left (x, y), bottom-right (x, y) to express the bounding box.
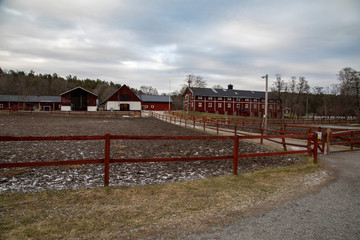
top-left (216, 121), bottom-right (219, 135)
top-left (307, 128), bottom-right (312, 155)
top-left (233, 135), bottom-right (239, 175)
top-left (312, 133), bottom-right (318, 164)
top-left (326, 128), bottom-right (331, 155)
top-left (260, 128), bottom-right (264, 144)
top-left (234, 124), bottom-right (237, 136)
top-left (104, 133), bottom-right (110, 187)
top-left (350, 131), bottom-right (354, 151)
top-left (281, 126), bottom-right (287, 151)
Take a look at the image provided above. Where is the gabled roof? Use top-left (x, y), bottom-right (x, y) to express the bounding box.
top-left (138, 94), bottom-right (173, 103)
top-left (0, 95), bottom-right (61, 103)
top-left (60, 86), bottom-right (97, 97)
top-left (187, 87), bottom-right (274, 99)
top-left (100, 85), bottom-right (141, 105)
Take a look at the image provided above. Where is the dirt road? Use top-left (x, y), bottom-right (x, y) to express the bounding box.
top-left (189, 151), bottom-right (360, 239)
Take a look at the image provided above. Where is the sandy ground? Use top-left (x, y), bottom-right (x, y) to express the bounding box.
top-left (0, 113), bottom-right (299, 193)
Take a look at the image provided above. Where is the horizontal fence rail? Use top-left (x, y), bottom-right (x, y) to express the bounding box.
top-left (155, 112), bottom-right (360, 154)
top-left (0, 132), bottom-right (318, 188)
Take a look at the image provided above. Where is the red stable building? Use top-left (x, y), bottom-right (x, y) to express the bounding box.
top-left (60, 87), bottom-right (98, 111)
top-left (138, 94), bottom-right (173, 111)
top-left (0, 95), bottom-right (61, 111)
top-left (183, 84), bottom-right (281, 118)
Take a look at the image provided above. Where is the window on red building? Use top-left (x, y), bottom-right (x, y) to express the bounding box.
top-left (218, 103), bottom-right (222, 108)
top-left (209, 103), bottom-right (212, 107)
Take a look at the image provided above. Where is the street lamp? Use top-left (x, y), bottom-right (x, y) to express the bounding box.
top-left (261, 74), bottom-right (268, 132)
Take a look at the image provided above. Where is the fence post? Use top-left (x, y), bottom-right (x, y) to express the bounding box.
top-left (326, 128), bottom-right (331, 155)
top-left (203, 120), bottom-right (206, 131)
top-left (312, 133), bottom-right (318, 164)
top-left (307, 128), bottom-right (312, 155)
top-left (217, 121), bottom-right (219, 135)
top-left (104, 133), bottom-right (110, 187)
top-left (281, 126), bottom-right (287, 151)
top-left (234, 124), bottom-right (237, 136)
top-left (350, 131), bottom-right (354, 151)
top-left (233, 135), bottom-right (239, 175)
top-left (260, 128), bottom-right (264, 144)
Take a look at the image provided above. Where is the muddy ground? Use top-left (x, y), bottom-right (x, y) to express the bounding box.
top-left (0, 113), bottom-right (299, 193)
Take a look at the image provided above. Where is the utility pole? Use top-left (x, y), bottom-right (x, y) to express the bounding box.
top-left (262, 74), bottom-right (268, 131)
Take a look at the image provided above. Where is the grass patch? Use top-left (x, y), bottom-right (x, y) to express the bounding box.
top-left (0, 159), bottom-right (323, 239)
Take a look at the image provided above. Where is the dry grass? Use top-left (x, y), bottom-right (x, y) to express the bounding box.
top-left (0, 158), bottom-right (326, 240)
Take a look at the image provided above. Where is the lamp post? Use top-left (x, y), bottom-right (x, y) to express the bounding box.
top-left (262, 74), bottom-right (268, 131)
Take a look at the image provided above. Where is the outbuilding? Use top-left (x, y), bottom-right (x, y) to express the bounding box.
top-left (0, 95), bottom-right (61, 111)
top-left (139, 94), bottom-right (172, 111)
top-left (101, 85), bottom-right (141, 111)
top-left (60, 87), bottom-right (98, 111)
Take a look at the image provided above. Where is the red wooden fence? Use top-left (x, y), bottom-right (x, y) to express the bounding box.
top-left (156, 112), bottom-right (360, 154)
top-left (0, 133), bottom-right (317, 187)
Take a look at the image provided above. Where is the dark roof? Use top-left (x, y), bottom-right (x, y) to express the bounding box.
top-left (60, 86), bottom-right (97, 96)
top-left (138, 94), bottom-right (173, 103)
top-left (0, 95), bottom-right (61, 103)
top-left (188, 87), bottom-right (274, 99)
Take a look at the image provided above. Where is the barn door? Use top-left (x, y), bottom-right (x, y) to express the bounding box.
top-left (120, 104), bottom-right (129, 111)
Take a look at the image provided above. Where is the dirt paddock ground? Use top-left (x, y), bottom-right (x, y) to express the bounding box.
top-left (0, 113), bottom-right (300, 193)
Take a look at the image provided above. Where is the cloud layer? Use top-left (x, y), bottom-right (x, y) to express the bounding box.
top-left (1, 0), bottom-right (360, 93)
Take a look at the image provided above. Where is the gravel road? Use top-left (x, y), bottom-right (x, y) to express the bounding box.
top-left (189, 151), bottom-right (360, 240)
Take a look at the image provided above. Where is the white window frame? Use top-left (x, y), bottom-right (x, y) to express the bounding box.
top-left (245, 104), bottom-right (249, 108)
top-left (145, 105), bottom-right (148, 109)
top-left (0, 104), bottom-right (3, 108)
top-left (198, 96), bottom-right (203, 100)
top-left (218, 97), bottom-right (222, 100)
top-left (227, 98), bottom-right (232, 101)
top-left (151, 105), bottom-right (155, 109)
top-left (208, 97), bottom-right (213, 100)
top-left (236, 104), bottom-right (240, 108)
top-left (227, 103), bottom-right (231, 108)
top-left (218, 103), bottom-right (222, 108)
top-left (208, 103), bottom-right (212, 107)
top-left (198, 103), bottom-right (202, 107)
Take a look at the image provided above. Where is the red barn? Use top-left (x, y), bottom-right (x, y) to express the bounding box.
top-left (139, 94), bottom-right (172, 111)
top-left (183, 84), bottom-right (281, 118)
top-left (0, 95), bottom-right (61, 111)
top-left (60, 87), bottom-right (98, 111)
top-left (101, 85), bottom-right (141, 111)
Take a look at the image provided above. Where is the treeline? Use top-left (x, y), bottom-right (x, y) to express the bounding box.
top-left (0, 68), bottom-right (138, 102)
top-left (271, 67), bottom-right (360, 119)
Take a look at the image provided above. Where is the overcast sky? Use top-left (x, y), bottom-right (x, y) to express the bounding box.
top-left (1, 0), bottom-right (359, 94)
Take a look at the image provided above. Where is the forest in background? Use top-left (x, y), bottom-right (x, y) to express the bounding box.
top-left (0, 67), bottom-right (359, 117)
